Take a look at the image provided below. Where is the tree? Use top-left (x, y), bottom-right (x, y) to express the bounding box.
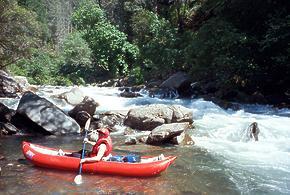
top-left (72, 1), bottom-right (139, 78)
top-left (59, 31), bottom-right (92, 83)
top-left (131, 9), bottom-right (179, 79)
top-left (0, 0), bottom-right (41, 69)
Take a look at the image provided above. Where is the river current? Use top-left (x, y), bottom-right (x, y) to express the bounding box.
top-left (0, 86), bottom-right (289, 194)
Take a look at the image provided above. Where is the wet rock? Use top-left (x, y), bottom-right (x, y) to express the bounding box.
top-left (146, 122), bottom-right (190, 145)
top-left (120, 91), bottom-right (142, 98)
top-left (124, 104), bottom-right (193, 131)
top-left (54, 87), bottom-right (85, 105)
top-left (14, 76), bottom-right (29, 90)
top-left (97, 79), bottom-right (119, 87)
top-left (0, 70), bottom-right (22, 98)
top-left (247, 122), bottom-right (260, 141)
top-left (131, 85), bottom-right (145, 92)
top-left (138, 136), bottom-right (148, 143)
top-left (147, 87), bottom-right (178, 99)
top-left (125, 137), bottom-right (137, 145)
top-left (97, 111), bottom-right (126, 131)
top-left (160, 71), bottom-right (192, 97)
top-left (17, 159), bottom-right (29, 165)
top-left (123, 127), bottom-right (137, 135)
top-left (0, 122), bottom-right (18, 135)
top-left (16, 91), bottom-right (80, 134)
top-left (170, 132), bottom-right (195, 145)
top-left (0, 102), bottom-right (16, 122)
top-left (74, 111), bottom-right (91, 127)
top-left (68, 96), bottom-right (99, 119)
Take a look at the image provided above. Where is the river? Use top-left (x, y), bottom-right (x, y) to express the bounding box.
top-left (0, 86), bottom-right (290, 194)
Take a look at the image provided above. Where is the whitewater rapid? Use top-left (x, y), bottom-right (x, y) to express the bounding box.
top-left (1, 86), bottom-right (289, 194)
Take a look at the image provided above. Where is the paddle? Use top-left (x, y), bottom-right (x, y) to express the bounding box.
top-left (74, 117), bottom-right (91, 185)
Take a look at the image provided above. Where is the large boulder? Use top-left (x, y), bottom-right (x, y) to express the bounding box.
top-left (124, 104), bottom-right (193, 131)
top-left (146, 122), bottom-right (190, 145)
top-left (159, 72), bottom-right (192, 97)
top-left (0, 70), bottom-right (22, 98)
top-left (16, 91), bottom-right (80, 134)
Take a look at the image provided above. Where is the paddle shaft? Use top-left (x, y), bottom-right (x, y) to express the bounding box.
top-left (78, 130), bottom-right (88, 175)
top-left (78, 118), bottom-right (91, 175)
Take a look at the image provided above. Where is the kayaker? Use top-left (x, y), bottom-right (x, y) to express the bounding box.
top-left (80, 127), bottom-right (113, 164)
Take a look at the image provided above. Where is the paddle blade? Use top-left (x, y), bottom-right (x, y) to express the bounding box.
top-left (74, 174), bottom-right (82, 185)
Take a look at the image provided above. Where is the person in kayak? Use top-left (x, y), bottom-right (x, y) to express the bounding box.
top-left (80, 127), bottom-right (113, 163)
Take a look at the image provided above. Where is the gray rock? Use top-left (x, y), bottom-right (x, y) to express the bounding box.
top-left (124, 104), bottom-right (193, 131)
top-left (54, 87), bottom-right (85, 105)
top-left (146, 122), bottom-right (190, 145)
top-left (160, 71), bottom-right (190, 89)
top-left (16, 91), bottom-right (80, 134)
top-left (0, 70), bottom-right (22, 98)
top-left (0, 102), bottom-right (15, 122)
top-left (125, 137), bottom-right (137, 145)
top-left (0, 122), bottom-right (18, 135)
top-left (68, 96), bottom-right (99, 120)
top-left (170, 132), bottom-right (195, 145)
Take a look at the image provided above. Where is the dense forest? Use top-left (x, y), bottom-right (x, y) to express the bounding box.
top-left (0, 0), bottom-right (289, 104)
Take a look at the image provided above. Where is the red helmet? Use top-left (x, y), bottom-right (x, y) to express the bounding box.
top-left (97, 127), bottom-right (110, 137)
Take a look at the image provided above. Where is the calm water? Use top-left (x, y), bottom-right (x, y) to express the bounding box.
top-left (0, 86), bottom-right (290, 194)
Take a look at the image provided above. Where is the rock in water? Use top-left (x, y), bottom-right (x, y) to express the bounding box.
top-left (16, 91), bottom-right (80, 134)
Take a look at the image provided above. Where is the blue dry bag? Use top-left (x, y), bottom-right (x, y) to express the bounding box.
top-left (123, 154), bottom-right (141, 163)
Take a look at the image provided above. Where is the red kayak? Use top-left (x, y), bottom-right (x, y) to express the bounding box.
top-left (22, 141), bottom-right (176, 177)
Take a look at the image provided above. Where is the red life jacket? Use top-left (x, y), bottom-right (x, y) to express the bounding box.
top-left (90, 128), bottom-right (112, 157)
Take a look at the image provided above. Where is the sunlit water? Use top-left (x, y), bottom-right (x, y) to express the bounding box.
top-left (0, 86), bottom-right (290, 194)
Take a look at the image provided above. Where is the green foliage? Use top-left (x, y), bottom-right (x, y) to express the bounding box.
top-left (0, 0), bottom-right (42, 69)
top-left (131, 10), bottom-right (179, 78)
top-left (10, 48), bottom-right (62, 85)
top-left (185, 18), bottom-right (254, 86)
top-left (2, 0), bottom-right (289, 104)
top-left (72, 1), bottom-right (139, 78)
top-left (129, 66), bottom-right (144, 84)
top-left (58, 31), bottom-right (92, 84)
top-left (60, 31), bottom-right (92, 69)
top-left (18, 0), bottom-right (50, 41)
top-left (72, 0), bottom-right (106, 30)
